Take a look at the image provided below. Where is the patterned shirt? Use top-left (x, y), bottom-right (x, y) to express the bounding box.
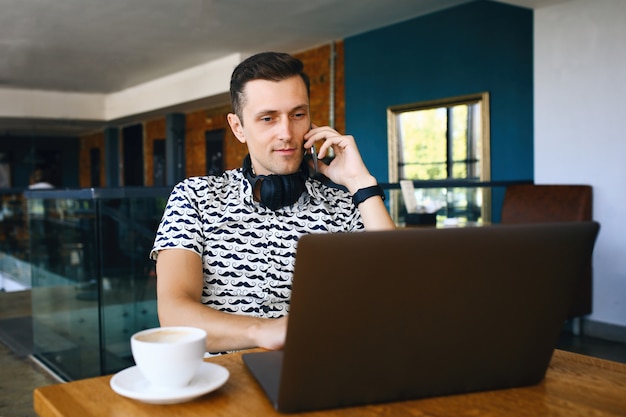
top-left (150, 168), bottom-right (363, 319)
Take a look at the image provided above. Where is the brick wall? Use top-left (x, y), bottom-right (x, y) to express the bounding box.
top-left (184, 105), bottom-right (246, 176)
top-left (78, 42), bottom-right (345, 186)
top-left (78, 131), bottom-right (105, 187)
top-left (297, 41), bottom-right (345, 133)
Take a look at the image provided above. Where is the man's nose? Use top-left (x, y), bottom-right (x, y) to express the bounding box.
top-left (276, 117), bottom-right (294, 140)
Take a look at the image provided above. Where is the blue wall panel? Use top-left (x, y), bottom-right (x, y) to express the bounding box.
top-left (344, 1), bottom-right (533, 220)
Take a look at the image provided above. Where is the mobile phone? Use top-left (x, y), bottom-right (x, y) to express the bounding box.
top-left (311, 144), bottom-right (319, 174)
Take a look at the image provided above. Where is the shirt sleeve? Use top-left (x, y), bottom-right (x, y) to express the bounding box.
top-left (149, 179), bottom-right (204, 260)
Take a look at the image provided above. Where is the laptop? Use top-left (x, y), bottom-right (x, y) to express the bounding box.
top-left (243, 221), bottom-right (600, 413)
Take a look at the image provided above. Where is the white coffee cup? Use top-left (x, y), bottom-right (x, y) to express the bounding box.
top-left (131, 326), bottom-right (206, 390)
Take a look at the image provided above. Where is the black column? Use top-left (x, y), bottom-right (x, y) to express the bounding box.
top-left (166, 113), bottom-right (186, 185)
top-left (104, 127), bottom-right (120, 187)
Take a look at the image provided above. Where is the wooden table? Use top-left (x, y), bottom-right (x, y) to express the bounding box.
top-left (34, 349), bottom-right (626, 417)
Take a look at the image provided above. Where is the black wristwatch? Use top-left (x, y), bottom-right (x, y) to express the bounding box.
top-left (352, 185), bottom-right (386, 207)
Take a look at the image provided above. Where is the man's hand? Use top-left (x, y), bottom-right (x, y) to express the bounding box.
top-left (249, 316), bottom-right (288, 350)
top-left (304, 125), bottom-right (396, 231)
top-left (304, 124), bottom-right (377, 194)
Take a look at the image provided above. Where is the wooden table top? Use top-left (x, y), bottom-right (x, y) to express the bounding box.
top-left (34, 349), bottom-right (626, 417)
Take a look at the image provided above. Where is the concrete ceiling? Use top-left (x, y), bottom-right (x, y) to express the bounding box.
top-left (0, 0), bottom-right (567, 137)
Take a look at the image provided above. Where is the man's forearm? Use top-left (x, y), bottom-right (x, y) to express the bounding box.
top-left (358, 196), bottom-right (396, 231)
top-left (158, 297), bottom-right (286, 352)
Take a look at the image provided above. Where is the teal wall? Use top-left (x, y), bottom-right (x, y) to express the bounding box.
top-left (344, 0), bottom-right (533, 221)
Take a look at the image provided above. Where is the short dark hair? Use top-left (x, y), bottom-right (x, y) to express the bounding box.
top-left (230, 52), bottom-right (311, 123)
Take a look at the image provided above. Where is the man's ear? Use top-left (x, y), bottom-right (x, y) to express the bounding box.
top-left (227, 113), bottom-right (246, 144)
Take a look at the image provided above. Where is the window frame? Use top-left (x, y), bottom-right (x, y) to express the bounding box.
top-left (387, 92), bottom-right (491, 224)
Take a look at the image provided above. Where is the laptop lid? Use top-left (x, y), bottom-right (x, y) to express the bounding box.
top-left (243, 222), bottom-right (600, 413)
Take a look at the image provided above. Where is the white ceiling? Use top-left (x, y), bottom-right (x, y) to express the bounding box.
top-left (0, 0), bottom-right (566, 136)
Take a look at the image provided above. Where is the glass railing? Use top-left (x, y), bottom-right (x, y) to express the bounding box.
top-left (25, 187), bottom-right (171, 381)
top-left (381, 180), bottom-right (531, 227)
top-left (0, 191), bottom-right (32, 291)
top-left (20, 180), bottom-right (530, 381)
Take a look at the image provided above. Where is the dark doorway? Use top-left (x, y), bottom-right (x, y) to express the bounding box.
top-left (122, 124), bottom-right (144, 186)
top-left (153, 139), bottom-right (166, 186)
top-left (31, 150), bottom-right (62, 187)
top-left (205, 130), bottom-right (224, 176)
top-left (90, 148), bottom-right (101, 187)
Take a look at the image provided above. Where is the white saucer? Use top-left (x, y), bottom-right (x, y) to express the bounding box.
top-left (110, 362), bottom-right (229, 404)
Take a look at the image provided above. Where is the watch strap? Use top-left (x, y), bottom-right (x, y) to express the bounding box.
top-left (352, 184), bottom-right (385, 207)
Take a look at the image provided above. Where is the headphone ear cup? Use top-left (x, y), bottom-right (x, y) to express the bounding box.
top-left (242, 154), bottom-right (306, 210)
top-left (259, 177), bottom-right (285, 211)
top-left (281, 175), bottom-right (305, 208)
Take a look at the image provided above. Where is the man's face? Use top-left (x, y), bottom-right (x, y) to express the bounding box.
top-left (228, 76), bottom-right (310, 176)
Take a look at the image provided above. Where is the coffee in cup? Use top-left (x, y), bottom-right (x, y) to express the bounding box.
top-left (131, 326), bottom-right (206, 390)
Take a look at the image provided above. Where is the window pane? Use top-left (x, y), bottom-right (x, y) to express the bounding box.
top-left (451, 105), bottom-right (468, 179)
top-left (398, 108), bottom-right (447, 180)
top-left (388, 93), bottom-right (490, 225)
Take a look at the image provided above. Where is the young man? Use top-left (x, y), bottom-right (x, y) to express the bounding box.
top-left (151, 52), bottom-right (395, 354)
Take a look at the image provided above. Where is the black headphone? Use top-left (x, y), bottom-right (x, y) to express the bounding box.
top-left (242, 154), bottom-right (308, 210)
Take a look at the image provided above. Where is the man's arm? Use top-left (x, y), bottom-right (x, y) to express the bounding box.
top-left (351, 184), bottom-right (397, 230)
top-left (305, 125), bottom-right (396, 231)
top-left (156, 248), bottom-right (287, 352)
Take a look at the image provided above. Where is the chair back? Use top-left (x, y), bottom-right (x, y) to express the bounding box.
top-left (500, 184), bottom-right (593, 319)
top-left (501, 184), bottom-right (592, 224)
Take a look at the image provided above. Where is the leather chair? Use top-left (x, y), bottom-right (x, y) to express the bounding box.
top-left (501, 184), bottom-right (593, 321)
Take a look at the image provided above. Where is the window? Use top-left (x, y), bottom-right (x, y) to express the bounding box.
top-left (388, 93), bottom-right (491, 225)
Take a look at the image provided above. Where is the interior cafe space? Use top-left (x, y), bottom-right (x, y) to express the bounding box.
top-left (1, 1), bottom-right (625, 416)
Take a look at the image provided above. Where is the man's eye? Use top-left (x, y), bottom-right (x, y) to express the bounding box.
top-left (260, 116), bottom-right (272, 122)
top-left (293, 113), bottom-right (306, 119)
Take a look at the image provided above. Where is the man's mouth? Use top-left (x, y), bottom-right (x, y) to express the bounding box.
top-left (274, 148), bottom-right (296, 155)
